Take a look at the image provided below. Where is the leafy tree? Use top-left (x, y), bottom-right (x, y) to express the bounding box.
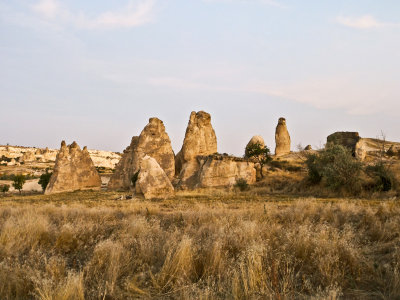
top-left (12, 174), bottom-right (26, 194)
top-left (38, 170), bottom-right (52, 192)
top-left (245, 143), bottom-right (272, 178)
top-left (1, 184), bottom-right (10, 193)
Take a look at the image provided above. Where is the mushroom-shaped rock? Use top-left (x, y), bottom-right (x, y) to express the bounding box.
top-left (45, 141), bottom-right (101, 194)
top-left (275, 118), bottom-right (291, 156)
top-left (135, 156), bottom-right (174, 200)
top-left (176, 111), bottom-right (217, 189)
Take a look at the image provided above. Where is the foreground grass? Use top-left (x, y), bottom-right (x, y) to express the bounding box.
top-left (0, 190), bottom-right (399, 299)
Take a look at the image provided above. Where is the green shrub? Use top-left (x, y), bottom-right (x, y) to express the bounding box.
top-left (1, 184), bottom-right (10, 193)
top-left (365, 162), bottom-right (396, 192)
top-left (305, 145), bottom-right (362, 194)
top-left (234, 178), bottom-right (250, 191)
top-left (38, 170), bottom-right (52, 192)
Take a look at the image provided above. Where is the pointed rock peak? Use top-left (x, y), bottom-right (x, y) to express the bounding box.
top-left (70, 141), bottom-right (78, 148)
top-left (83, 146), bottom-right (88, 151)
top-left (278, 117), bottom-right (286, 125)
top-left (275, 117), bottom-right (291, 156)
top-left (61, 140), bottom-right (67, 148)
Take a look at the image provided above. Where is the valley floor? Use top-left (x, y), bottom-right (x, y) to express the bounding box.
top-left (0, 190), bottom-right (399, 299)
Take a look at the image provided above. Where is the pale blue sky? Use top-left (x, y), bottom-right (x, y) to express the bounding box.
top-left (1, 0), bottom-right (399, 155)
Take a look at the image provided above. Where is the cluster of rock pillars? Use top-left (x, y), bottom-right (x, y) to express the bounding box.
top-left (44, 111), bottom-right (292, 199)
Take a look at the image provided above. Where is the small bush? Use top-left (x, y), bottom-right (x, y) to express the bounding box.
top-left (365, 162), bottom-right (396, 192)
top-left (1, 184), bottom-right (10, 193)
top-left (38, 171), bottom-right (52, 192)
top-left (234, 178), bottom-right (250, 191)
top-left (305, 145), bottom-right (362, 194)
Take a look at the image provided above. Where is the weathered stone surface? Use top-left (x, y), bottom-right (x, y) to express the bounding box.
top-left (327, 132), bottom-right (361, 150)
top-left (45, 141), bottom-right (101, 194)
top-left (135, 156), bottom-right (174, 200)
top-left (108, 136), bottom-right (139, 190)
top-left (275, 118), bottom-right (291, 156)
top-left (355, 140), bottom-right (366, 161)
top-left (108, 118), bottom-right (175, 190)
top-left (176, 111), bottom-right (217, 188)
top-left (196, 155), bottom-right (256, 188)
top-left (20, 151), bottom-right (36, 162)
top-left (134, 118), bottom-right (175, 180)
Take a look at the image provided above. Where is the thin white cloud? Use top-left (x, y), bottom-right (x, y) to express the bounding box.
top-left (32, 0), bottom-right (60, 19)
top-left (203, 0), bottom-right (288, 9)
top-left (31, 0), bottom-right (155, 29)
top-left (336, 15), bottom-right (399, 29)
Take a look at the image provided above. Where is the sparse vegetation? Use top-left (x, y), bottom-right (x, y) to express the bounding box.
top-left (234, 178), bottom-right (249, 191)
top-left (305, 144), bottom-right (362, 194)
top-left (38, 170), bottom-right (52, 192)
top-left (1, 184), bottom-right (9, 193)
top-left (244, 143), bottom-right (272, 178)
top-left (0, 191), bottom-right (399, 299)
top-left (12, 174), bottom-right (26, 194)
top-left (366, 162), bottom-right (396, 192)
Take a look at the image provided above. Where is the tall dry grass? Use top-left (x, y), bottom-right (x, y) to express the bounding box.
top-left (0, 194), bottom-right (400, 299)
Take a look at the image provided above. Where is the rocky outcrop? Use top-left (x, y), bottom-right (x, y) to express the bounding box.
top-left (196, 155), bottom-right (256, 188)
top-left (45, 141), bottom-right (101, 194)
top-left (20, 151), bottom-right (36, 162)
top-left (108, 136), bottom-right (139, 190)
top-left (176, 111), bottom-right (217, 188)
top-left (304, 145), bottom-right (312, 151)
top-left (108, 118), bottom-right (175, 190)
top-left (327, 132), bottom-right (361, 152)
top-left (275, 118), bottom-right (291, 156)
top-left (135, 156), bottom-right (174, 200)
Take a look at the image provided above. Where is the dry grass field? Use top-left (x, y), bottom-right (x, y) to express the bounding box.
top-left (0, 189), bottom-right (399, 299)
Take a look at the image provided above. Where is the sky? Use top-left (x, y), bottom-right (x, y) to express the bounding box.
top-left (1, 0), bottom-right (399, 155)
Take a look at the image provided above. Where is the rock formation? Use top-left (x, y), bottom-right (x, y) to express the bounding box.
top-left (108, 136), bottom-right (139, 190)
top-left (20, 151), bottom-right (36, 163)
top-left (196, 155), bottom-right (256, 188)
top-left (327, 132), bottom-right (361, 150)
top-left (275, 118), bottom-right (291, 156)
top-left (45, 141), bottom-right (102, 194)
top-left (304, 145), bottom-right (312, 151)
top-left (108, 118), bottom-right (175, 190)
top-left (135, 156), bottom-right (174, 200)
top-left (176, 111), bottom-right (217, 188)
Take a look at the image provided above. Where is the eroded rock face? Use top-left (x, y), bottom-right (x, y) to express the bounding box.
top-left (176, 111), bottom-right (217, 188)
top-left (134, 118), bottom-right (175, 180)
top-left (135, 156), bottom-right (174, 200)
top-left (275, 118), bottom-right (291, 156)
top-left (107, 136), bottom-right (139, 190)
top-left (45, 141), bottom-right (101, 194)
top-left (108, 118), bottom-right (175, 190)
top-left (327, 132), bottom-right (361, 150)
top-left (20, 151), bottom-right (36, 162)
top-left (196, 155), bottom-right (256, 188)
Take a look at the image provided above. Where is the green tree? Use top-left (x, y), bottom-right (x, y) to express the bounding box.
top-left (1, 184), bottom-right (10, 193)
top-left (38, 170), bottom-right (52, 192)
top-left (12, 174), bottom-right (26, 194)
top-left (245, 143), bottom-right (272, 179)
